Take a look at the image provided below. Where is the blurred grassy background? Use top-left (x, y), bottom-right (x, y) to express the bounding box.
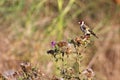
top-left (0, 0), bottom-right (120, 80)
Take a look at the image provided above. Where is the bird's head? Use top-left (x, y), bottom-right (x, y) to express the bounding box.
top-left (78, 21), bottom-right (84, 26)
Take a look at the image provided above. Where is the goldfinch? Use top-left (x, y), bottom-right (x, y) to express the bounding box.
top-left (78, 21), bottom-right (98, 38)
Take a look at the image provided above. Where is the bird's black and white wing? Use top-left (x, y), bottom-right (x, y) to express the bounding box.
top-left (80, 25), bottom-right (86, 34)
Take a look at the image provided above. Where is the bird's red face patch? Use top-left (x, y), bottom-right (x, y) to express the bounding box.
top-left (78, 21), bottom-right (84, 25)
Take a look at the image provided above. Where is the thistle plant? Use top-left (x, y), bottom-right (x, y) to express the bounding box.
top-left (0, 62), bottom-right (50, 80)
top-left (47, 21), bottom-right (97, 80)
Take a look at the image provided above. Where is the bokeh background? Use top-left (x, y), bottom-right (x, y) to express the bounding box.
top-left (0, 0), bottom-right (120, 80)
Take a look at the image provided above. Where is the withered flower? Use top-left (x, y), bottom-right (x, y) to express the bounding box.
top-left (70, 36), bottom-right (82, 47)
top-left (75, 36), bottom-right (82, 47)
top-left (57, 41), bottom-right (68, 47)
top-left (20, 62), bottom-right (31, 73)
top-left (82, 68), bottom-right (95, 79)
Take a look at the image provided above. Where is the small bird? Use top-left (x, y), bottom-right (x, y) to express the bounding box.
top-left (78, 21), bottom-right (98, 38)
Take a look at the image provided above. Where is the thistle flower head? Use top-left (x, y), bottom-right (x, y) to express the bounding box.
top-left (51, 41), bottom-right (56, 48)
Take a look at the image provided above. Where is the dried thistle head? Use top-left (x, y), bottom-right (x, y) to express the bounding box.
top-left (82, 68), bottom-right (95, 79)
top-left (20, 62), bottom-right (31, 73)
top-left (57, 41), bottom-right (68, 47)
top-left (70, 36), bottom-right (82, 47)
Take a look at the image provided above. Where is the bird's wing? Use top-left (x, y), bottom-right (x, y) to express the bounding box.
top-left (80, 25), bottom-right (86, 33)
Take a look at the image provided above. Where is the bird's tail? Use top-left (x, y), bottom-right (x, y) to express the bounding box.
top-left (91, 33), bottom-right (99, 39)
top-left (89, 30), bottom-right (99, 39)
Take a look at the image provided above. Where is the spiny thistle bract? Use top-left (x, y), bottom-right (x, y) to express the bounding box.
top-left (47, 21), bottom-right (97, 80)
